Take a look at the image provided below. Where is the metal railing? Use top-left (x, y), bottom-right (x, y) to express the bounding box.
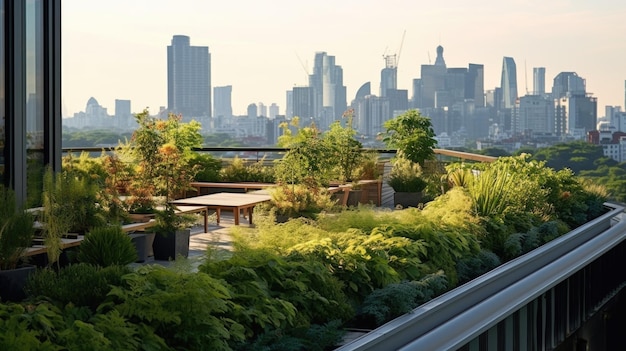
top-left (336, 202), bottom-right (626, 350)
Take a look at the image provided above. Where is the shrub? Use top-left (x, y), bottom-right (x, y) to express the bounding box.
top-left (189, 152), bottom-right (222, 182)
top-left (220, 156), bottom-right (275, 183)
top-left (24, 264), bottom-right (131, 310)
top-left (103, 265), bottom-right (245, 350)
top-left (356, 271), bottom-right (448, 327)
top-left (267, 184), bottom-right (335, 219)
top-left (77, 226), bottom-right (138, 267)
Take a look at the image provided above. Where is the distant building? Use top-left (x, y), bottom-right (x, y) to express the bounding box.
top-left (551, 72), bottom-right (585, 99)
top-left (380, 55), bottom-right (398, 97)
top-left (114, 99), bottom-right (134, 130)
top-left (247, 103), bottom-right (258, 119)
top-left (550, 72), bottom-right (597, 138)
top-left (291, 86), bottom-right (314, 120)
top-left (513, 95), bottom-right (555, 136)
top-left (353, 95), bottom-right (390, 139)
top-left (309, 51), bottom-right (347, 129)
top-left (533, 67), bottom-right (546, 95)
top-left (167, 35), bottom-right (211, 119)
top-left (500, 57), bottom-right (518, 109)
top-left (269, 103), bottom-right (279, 119)
top-left (555, 94), bottom-right (597, 138)
top-left (213, 85), bottom-right (233, 118)
top-left (258, 102), bottom-right (267, 118)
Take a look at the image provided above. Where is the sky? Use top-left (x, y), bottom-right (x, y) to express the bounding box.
top-left (62, 0), bottom-right (626, 118)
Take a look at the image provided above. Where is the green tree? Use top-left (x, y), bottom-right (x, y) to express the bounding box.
top-left (382, 109), bottom-right (437, 165)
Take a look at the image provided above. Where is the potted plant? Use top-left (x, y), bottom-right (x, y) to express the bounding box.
top-left (0, 185), bottom-right (36, 302)
top-left (381, 109), bottom-right (438, 167)
top-left (324, 109), bottom-right (364, 184)
top-left (152, 204), bottom-right (196, 260)
top-left (387, 156), bottom-right (428, 208)
top-left (382, 109), bottom-right (438, 208)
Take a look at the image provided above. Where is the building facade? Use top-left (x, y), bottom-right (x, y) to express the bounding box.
top-left (533, 67), bottom-right (546, 95)
top-left (167, 35), bottom-right (211, 119)
top-left (213, 85), bottom-right (233, 118)
top-left (500, 57), bottom-right (518, 109)
top-left (1, 0), bottom-right (62, 205)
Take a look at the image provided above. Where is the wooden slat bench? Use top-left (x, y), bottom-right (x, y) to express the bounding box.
top-left (188, 182), bottom-right (276, 196)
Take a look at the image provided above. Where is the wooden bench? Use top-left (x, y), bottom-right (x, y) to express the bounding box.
top-left (188, 182), bottom-right (276, 196)
top-left (327, 179), bottom-right (382, 206)
top-left (23, 236), bottom-right (84, 257)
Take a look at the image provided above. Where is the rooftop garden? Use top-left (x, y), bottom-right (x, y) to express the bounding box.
top-left (0, 109), bottom-right (610, 350)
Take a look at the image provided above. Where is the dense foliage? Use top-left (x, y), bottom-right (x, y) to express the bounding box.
top-left (1, 143), bottom-right (612, 349)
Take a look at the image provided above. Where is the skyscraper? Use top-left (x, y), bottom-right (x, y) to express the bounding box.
top-left (533, 67), bottom-right (546, 95)
top-left (380, 55), bottom-right (397, 97)
top-left (167, 35), bottom-right (211, 119)
top-left (551, 72), bottom-right (585, 99)
top-left (500, 57), bottom-right (518, 109)
top-left (308, 52), bottom-right (347, 129)
top-left (467, 64), bottom-right (485, 107)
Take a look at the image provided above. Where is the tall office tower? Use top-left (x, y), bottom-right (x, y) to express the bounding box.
top-left (410, 78), bottom-right (422, 109)
top-left (467, 64), bottom-right (485, 107)
top-left (292, 86), bottom-right (314, 120)
top-left (380, 55), bottom-right (398, 97)
top-left (533, 67), bottom-right (546, 95)
top-left (551, 72), bottom-right (585, 99)
top-left (258, 102), bottom-right (267, 117)
top-left (167, 35), bottom-right (211, 119)
top-left (500, 57), bottom-right (518, 109)
top-left (554, 94), bottom-right (597, 138)
top-left (513, 95), bottom-right (554, 135)
top-left (114, 99), bottom-right (132, 130)
top-left (213, 85), bottom-right (232, 118)
top-left (420, 46), bottom-right (447, 108)
top-left (605, 106), bottom-right (623, 131)
top-left (309, 52), bottom-right (347, 129)
top-left (269, 103), bottom-right (279, 119)
top-left (353, 95), bottom-right (390, 138)
top-left (443, 67), bottom-right (467, 108)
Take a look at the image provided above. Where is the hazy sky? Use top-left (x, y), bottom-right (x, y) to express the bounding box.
top-left (62, 0), bottom-right (626, 118)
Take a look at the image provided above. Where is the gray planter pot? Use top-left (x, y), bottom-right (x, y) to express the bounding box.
top-left (152, 229), bottom-right (191, 261)
top-left (347, 190), bottom-right (363, 207)
top-left (394, 192), bottom-right (423, 209)
top-left (0, 264), bottom-right (37, 302)
top-left (129, 233), bottom-right (156, 263)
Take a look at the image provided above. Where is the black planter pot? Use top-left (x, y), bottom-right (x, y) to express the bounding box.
top-left (0, 265), bottom-right (37, 302)
top-left (393, 191), bottom-right (423, 209)
top-left (152, 229), bottom-right (190, 261)
top-left (347, 190), bottom-right (363, 207)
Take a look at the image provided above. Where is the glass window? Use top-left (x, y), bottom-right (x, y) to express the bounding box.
top-left (25, 0), bottom-right (44, 207)
top-left (0, 1), bottom-right (4, 185)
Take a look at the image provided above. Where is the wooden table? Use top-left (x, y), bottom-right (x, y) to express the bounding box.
top-left (171, 193), bottom-right (271, 225)
top-left (171, 205), bottom-right (210, 233)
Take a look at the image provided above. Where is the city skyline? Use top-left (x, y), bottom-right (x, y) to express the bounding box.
top-left (62, 0), bottom-right (626, 117)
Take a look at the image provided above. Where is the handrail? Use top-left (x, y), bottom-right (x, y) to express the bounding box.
top-left (336, 202), bottom-right (625, 350)
top-left (61, 146), bottom-right (493, 163)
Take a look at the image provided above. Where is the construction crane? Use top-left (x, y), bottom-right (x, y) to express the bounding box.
top-left (382, 30), bottom-right (406, 69)
top-left (396, 30), bottom-right (406, 68)
top-left (294, 51), bottom-right (309, 84)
